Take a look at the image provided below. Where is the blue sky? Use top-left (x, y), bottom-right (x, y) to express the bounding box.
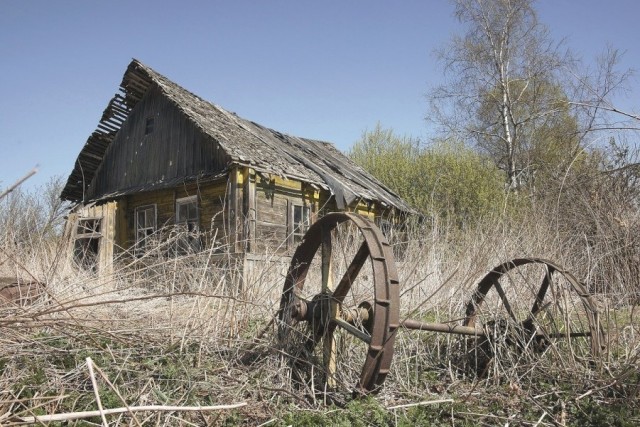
top-left (1, 0), bottom-right (638, 190)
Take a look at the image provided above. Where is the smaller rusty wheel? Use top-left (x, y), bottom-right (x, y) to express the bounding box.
top-left (463, 258), bottom-right (605, 375)
top-left (277, 213), bottom-right (400, 397)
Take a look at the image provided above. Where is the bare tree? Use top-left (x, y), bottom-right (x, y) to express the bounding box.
top-left (428, 0), bottom-right (608, 189)
top-left (0, 175), bottom-right (71, 248)
top-left (568, 45), bottom-right (639, 144)
top-left (429, 1), bottom-right (638, 194)
top-left (429, 0), bottom-right (578, 190)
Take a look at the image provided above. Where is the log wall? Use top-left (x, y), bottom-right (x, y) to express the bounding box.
top-left (122, 178), bottom-right (229, 250)
top-left (68, 164), bottom-right (400, 279)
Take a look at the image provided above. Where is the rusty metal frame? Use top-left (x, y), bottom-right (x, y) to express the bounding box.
top-left (277, 212), bottom-right (400, 394)
top-left (277, 215), bottom-right (606, 397)
top-left (463, 258), bottom-right (605, 357)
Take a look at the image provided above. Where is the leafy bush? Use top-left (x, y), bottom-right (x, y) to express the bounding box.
top-left (349, 124), bottom-right (509, 226)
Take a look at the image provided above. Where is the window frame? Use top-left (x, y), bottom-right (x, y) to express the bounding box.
top-left (134, 204), bottom-right (157, 253)
top-left (76, 217), bottom-right (102, 237)
top-left (175, 195), bottom-right (199, 232)
top-left (292, 204), bottom-right (310, 243)
top-left (73, 217), bottom-right (103, 271)
top-left (174, 195), bottom-right (201, 254)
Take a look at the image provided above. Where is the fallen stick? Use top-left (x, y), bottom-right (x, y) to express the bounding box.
top-left (86, 358), bottom-right (109, 426)
top-left (387, 399), bottom-right (454, 410)
top-left (90, 359), bottom-right (143, 427)
top-left (13, 403), bottom-right (247, 424)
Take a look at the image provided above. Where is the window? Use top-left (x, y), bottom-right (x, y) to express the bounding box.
top-left (293, 204), bottom-right (310, 243)
top-left (77, 218), bottom-right (101, 236)
top-left (73, 217), bottom-right (102, 271)
top-left (176, 196), bottom-right (199, 232)
top-left (145, 117), bottom-right (155, 135)
top-left (135, 205), bottom-right (157, 253)
top-left (175, 196), bottom-right (201, 253)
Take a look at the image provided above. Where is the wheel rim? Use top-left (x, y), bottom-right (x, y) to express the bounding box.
top-left (463, 258), bottom-right (605, 376)
top-left (277, 212), bottom-right (400, 396)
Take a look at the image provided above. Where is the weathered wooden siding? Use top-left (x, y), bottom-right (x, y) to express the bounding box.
top-left (252, 174), bottom-right (323, 255)
top-left (250, 173), bottom-right (385, 255)
top-left (122, 179), bottom-right (229, 250)
top-left (88, 84), bottom-right (229, 200)
top-left (200, 180), bottom-right (228, 246)
top-left (68, 162), bottom-right (403, 280)
top-left (242, 168), bottom-right (256, 253)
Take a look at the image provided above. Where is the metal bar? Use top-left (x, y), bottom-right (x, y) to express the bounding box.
top-left (332, 317), bottom-right (372, 344)
top-left (494, 281), bottom-right (516, 321)
top-left (401, 319), bottom-right (486, 336)
top-left (332, 242), bottom-right (369, 302)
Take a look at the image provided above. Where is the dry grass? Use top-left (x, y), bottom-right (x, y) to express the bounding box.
top-left (0, 213), bottom-right (639, 426)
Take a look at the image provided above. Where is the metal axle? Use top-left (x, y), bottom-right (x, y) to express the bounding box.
top-left (401, 318), bottom-right (486, 336)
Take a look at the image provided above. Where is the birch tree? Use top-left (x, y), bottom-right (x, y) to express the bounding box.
top-left (429, 0), bottom-right (568, 190)
top-left (430, 0), bottom-right (638, 193)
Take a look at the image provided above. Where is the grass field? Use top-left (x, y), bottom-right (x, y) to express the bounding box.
top-left (0, 214), bottom-right (638, 426)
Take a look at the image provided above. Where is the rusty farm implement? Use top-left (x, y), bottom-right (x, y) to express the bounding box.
top-left (276, 212), bottom-right (605, 396)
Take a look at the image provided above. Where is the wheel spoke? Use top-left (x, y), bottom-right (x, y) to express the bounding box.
top-left (332, 317), bottom-right (372, 343)
top-left (323, 328), bottom-right (337, 388)
top-left (531, 266), bottom-right (554, 317)
top-left (333, 242), bottom-right (369, 302)
top-left (321, 294), bottom-right (338, 389)
top-left (523, 267), bottom-right (560, 334)
top-left (493, 279), bottom-right (516, 322)
top-left (321, 226), bottom-right (333, 293)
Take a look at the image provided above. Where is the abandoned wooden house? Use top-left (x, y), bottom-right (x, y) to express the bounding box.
top-left (60, 59), bottom-right (414, 276)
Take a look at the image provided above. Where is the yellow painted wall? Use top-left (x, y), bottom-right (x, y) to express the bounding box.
top-left (68, 169), bottom-right (403, 274)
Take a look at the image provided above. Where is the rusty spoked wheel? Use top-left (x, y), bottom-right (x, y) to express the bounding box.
top-left (277, 212), bottom-right (399, 397)
top-left (463, 258), bottom-right (605, 375)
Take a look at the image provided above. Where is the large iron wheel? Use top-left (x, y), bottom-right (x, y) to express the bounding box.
top-left (277, 212), bottom-right (400, 397)
top-left (463, 258), bottom-right (605, 375)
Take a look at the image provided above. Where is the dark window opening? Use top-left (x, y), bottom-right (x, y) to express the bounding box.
top-left (74, 237), bottom-right (100, 271)
top-left (145, 117), bottom-right (155, 135)
top-left (73, 217), bottom-right (103, 272)
top-left (175, 196), bottom-right (201, 254)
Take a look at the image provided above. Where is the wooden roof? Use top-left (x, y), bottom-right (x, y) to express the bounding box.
top-left (61, 59), bottom-right (415, 213)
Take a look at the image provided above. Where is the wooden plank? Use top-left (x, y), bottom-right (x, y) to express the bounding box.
top-left (227, 168), bottom-right (238, 252)
top-left (243, 168), bottom-right (256, 253)
top-left (253, 222), bottom-right (288, 254)
top-left (256, 198), bottom-right (289, 225)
